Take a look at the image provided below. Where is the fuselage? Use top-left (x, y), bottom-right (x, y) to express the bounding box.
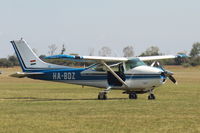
top-left (27, 65), bottom-right (166, 92)
top-left (10, 39), bottom-right (181, 100)
top-left (11, 39), bottom-right (167, 93)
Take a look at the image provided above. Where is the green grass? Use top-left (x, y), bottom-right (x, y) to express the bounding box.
top-left (0, 66), bottom-right (200, 133)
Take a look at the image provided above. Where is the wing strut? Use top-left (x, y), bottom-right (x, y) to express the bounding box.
top-left (101, 61), bottom-right (128, 88)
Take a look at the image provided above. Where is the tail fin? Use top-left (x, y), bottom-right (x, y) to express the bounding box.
top-left (11, 38), bottom-right (68, 72)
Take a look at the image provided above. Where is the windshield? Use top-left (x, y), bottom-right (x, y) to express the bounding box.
top-left (125, 58), bottom-right (146, 70)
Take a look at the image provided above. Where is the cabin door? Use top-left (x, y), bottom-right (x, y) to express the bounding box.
top-left (107, 64), bottom-right (125, 86)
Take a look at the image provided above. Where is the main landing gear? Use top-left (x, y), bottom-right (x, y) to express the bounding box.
top-left (98, 92), bottom-right (107, 100)
top-left (98, 87), bottom-right (111, 100)
top-left (123, 91), bottom-right (138, 100)
top-left (129, 92), bottom-right (137, 99)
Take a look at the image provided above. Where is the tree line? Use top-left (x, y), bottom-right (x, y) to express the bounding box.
top-left (1, 42), bottom-right (200, 67)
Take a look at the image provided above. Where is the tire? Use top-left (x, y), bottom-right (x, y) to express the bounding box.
top-left (103, 94), bottom-right (107, 100)
top-left (148, 94), bottom-right (155, 100)
top-left (98, 94), bottom-right (100, 100)
top-left (98, 92), bottom-right (107, 100)
top-left (134, 94), bottom-right (138, 99)
top-left (129, 93), bottom-right (137, 99)
top-left (129, 94), bottom-right (132, 99)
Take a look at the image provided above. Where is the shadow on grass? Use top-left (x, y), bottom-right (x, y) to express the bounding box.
top-left (0, 97), bottom-right (128, 101)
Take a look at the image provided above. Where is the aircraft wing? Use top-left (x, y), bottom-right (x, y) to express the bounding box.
top-left (10, 72), bottom-right (44, 78)
top-left (45, 54), bottom-right (128, 62)
top-left (45, 54), bottom-right (187, 62)
top-left (138, 54), bottom-right (188, 61)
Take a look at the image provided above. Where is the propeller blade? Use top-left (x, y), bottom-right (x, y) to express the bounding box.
top-left (150, 61), bottom-right (177, 84)
top-left (165, 70), bottom-right (174, 76)
top-left (168, 75), bottom-right (177, 84)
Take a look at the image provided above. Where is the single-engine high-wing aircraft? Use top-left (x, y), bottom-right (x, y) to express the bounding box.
top-left (10, 39), bottom-right (187, 100)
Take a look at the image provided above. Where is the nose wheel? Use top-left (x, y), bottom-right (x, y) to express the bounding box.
top-left (148, 89), bottom-right (156, 100)
top-left (148, 94), bottom-right (156, 100)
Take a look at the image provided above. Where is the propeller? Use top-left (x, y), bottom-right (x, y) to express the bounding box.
top-left (151, 61), bottom-right (177, 84)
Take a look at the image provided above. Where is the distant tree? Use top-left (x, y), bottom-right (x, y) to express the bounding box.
top-left (69, 53), bottom-right (79, 56)
top-left (189, 56), bottom-right (200, 66)
top-left (8, 55), bottom-right (19, 66)
top-left (0, 58), bottom-right (12, 67)
top-left (60, 44), bottom-right (66, 55)
top-left (123, 46), bottom-right (134, 57)
top-left (98, 46), bottom-right (111, 57)
top-left (140, 46), bottom-right (161, 56)
top-left (48, 44), bottom-right (57, 55)
top-left (190, 42), bottom-right (200, 57)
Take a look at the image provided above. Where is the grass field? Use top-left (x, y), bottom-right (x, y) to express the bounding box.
top-left (0, 66), bottom-right (200, 133)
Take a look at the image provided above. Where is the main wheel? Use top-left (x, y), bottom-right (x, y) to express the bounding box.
top-left (98, 94), bottom-right (100, 100)
top-left (148, 94), bottom-right (156, 100)
top-left (103, 94), bottom-right (107, 100)
top-left (129, 93), bottom-right (137, 99)
top-left (98, 92), bottom-right (107, 100)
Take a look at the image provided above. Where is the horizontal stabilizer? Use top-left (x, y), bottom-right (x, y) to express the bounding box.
top-left (10, 72), bottom-right (44, 78)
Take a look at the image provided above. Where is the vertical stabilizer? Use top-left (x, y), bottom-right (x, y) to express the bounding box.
top-left (11, 39), bottom-right (68, 72)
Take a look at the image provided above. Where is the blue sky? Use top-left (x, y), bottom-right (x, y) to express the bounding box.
top-left (0, 0), bottom-right (200, 57)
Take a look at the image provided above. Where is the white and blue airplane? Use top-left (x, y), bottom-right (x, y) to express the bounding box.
top-left (10, 38), bottom-right (187, 100)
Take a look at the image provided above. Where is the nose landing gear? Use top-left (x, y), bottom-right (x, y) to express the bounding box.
top-left (148, 94), bottom-right (156, 100)
top-left (148, 89), bottom-right (156, 100)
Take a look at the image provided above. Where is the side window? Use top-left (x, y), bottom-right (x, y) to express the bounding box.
top-left (94, 65), bottom-right (106, 71)
top-left (119, 64), bottom-right (124, 73)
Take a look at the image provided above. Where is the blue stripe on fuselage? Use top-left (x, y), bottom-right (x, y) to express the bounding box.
top-left (28, 69), bottom-right (164, 81)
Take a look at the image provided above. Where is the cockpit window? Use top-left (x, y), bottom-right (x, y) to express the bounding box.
top-left (125, 58), bottom-right (146, 70)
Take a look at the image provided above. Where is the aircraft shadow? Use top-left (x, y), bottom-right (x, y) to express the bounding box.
top-left (1, 97), bottom-right (128, 102)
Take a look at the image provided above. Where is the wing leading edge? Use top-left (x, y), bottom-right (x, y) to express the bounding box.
top-left (45, 54), bottom-right (187, 62)
top-left (138, 54), bottom-right (188, 61)
top-left (45, 55), bottom-right (128, 62)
